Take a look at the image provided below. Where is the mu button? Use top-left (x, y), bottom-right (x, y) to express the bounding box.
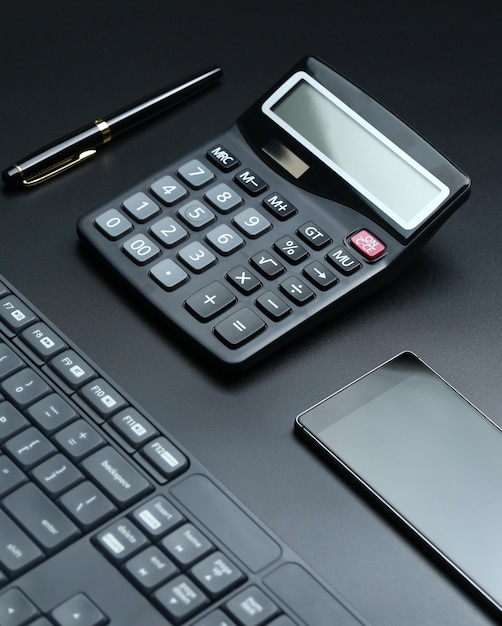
top-left (214, 308), bottom-right (266, 348)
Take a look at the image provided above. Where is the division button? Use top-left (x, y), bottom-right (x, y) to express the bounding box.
top-left (278, 277), bottom-right (315, 306)
top-left (213, 308), bottom-right (266, 348)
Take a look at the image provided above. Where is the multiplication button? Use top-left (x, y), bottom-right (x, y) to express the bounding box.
top-left (214, 308), bottom-right (266, 348)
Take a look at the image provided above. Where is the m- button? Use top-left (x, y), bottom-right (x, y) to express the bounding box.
top-left (185, 281), bottom-right (237, 322)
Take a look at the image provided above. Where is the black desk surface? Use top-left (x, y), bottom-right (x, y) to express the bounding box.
top-left (1, 1), bottom-right (501, 624)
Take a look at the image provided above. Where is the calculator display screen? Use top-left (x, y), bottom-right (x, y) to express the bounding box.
top-left (262, 72), bottom-right (450, 231)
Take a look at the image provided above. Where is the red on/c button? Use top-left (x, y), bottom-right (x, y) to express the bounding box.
top-left (349, 229), bottom-right (386, 260)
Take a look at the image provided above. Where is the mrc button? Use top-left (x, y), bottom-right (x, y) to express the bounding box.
top-left (349, 229), bottom-right (386, 260)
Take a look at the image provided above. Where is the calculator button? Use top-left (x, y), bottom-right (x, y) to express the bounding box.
top-left (178, 242), bottom-right (217, 273)
top-left (296, 222), bottom-right (332, 250)
top-left (94, 209), bottom-right (133, 240)
top-left (150, 176), bottom-right (188, 206)
top-left (279, 277), bottom-right (315, 305)
top-left (233, 208), bottom-right (272, 238)
top-left (226, 266), bottom-right (261, 295)
top-left (150, 216), bottom-right (188, 248)
top-left (122, 234), bottom-right (160, 265)
top-left (234, 169), bottom-right (269, 196)
top-left (273, 236), bottom-right (309, 265)
top-left (122, 192), bottom-right (160, 222)
top-left (150, 259), bottom-right (189, 291)
top-left (185, 281), bottom-right (237, 321)
top-left (349, 229), bottom-right (386, 260)
top-left (206, 225), bottom-right (244, 255)
top-left (206, 145), bottom-right (240, 171)
top-left (302, 261), bottom-right (339, 290)
top-left (177, 200), bottom-right (216, 230)
top-left (177, 159), bottom-right (215, 188)
top-left (213, 308), bottom-right (266, 348)
top-left (326, 246), bottom-right (362, 275)
top-left (249, 252), bottom-right (285, 280)
top-left (262, 193), bottom-right (297, 220)
top-left (255, 291), bottom-right (291, 321)
top-left (205, 183), bottom-right (243, 213)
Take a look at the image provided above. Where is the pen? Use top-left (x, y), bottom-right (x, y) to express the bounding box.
top-left (2, 65), bottom-right (222, 189)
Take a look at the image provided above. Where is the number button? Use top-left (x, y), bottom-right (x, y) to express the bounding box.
top-left (94, 208), bottom-right (133, 240)
top-left (177, 159), bottom-right (215, 189)
top-left (178, 242), bottom-right (217, 273)
top-left (150, 216), bottom-right (188, 248)
top-left (205, 183), bottom-right (243, 213)
top-left (150, 259), bottom-right (189, 291)
top-left (122, 192), bottom-right (160, 222)
top-left (177, 200), bottom-right (216, 230)
top-left (206, 225), bottom-right (244, 255)
top-left (150, 175), bottom-right (188, 206)
top-left (185, 281), bottom-right (236, 321)
top-left (233, 208), bottom-right (271, 238)
top-left (122, 234), bottom-right (160, 265)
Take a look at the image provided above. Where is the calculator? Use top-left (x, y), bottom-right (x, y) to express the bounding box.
top-left (77, 56), bottom-right (471, 368)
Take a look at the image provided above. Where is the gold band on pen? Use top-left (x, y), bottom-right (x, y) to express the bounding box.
top-left (95, 119), bottom-right (112, 143)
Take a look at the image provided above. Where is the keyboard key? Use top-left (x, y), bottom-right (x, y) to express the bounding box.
top-left (0, 587), bottom-right (40, 626)
top-left (95, 519), bottom-right (148, 563)
top-left (192, 609), bottom-right (238, 626)
top-left (58, 481), bottom-right (117, 531)
top-left (161, 523), bottom-right (213, 567)
top-left (0, 343), bottom-right (24, 380)
top-left (3, 483), bottom-right (80, 552)
top-left (0, 510), bottom-right (44, 576)
top-left (0, 454), bottom-right (26, 497)
top-left (153, 575), bottom-right (209, 623)
top-left (31, 453), bottom-right (83, 497)
top-left (225, 587), bottom-right (280, 626)
top-left (140, 436), bottom-right (189, 479)
top-left (109, 407), bottom-right (158, 448)
top-left (26, 393), bottom-right (78, 435)
top-left (50, 592), bottom-right (108, 626)
top-left (131, 496), bottom-right (184, 539)
top-left (1, 368), bottom-right (50, 409)
top-left (81, 446), bottom-right (152, 507)
top-left (190, 552), bottom-right (245, 599)
top-left (78, 379), bottom-right (127, 419)
top-left (53, 419), bottom-right (105, 462)
top-left (4, 427), bottom-right (56, 470)
top-left (0, 296), bottom-right (37, 332)
top-left (19, 322), bottom-right (67, 361)
top-left (0, 401), bottom-right (28, 443)
top-left (48, 349), bottom-right (97, 390)
top-left (123, 545), bottom-right (178, 592)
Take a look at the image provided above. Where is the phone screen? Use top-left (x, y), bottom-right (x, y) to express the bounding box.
top-left (296, 352), bottom-right (502, 611)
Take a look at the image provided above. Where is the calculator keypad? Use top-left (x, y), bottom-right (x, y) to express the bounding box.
top-left (83, 140), bottom-right (387, 365)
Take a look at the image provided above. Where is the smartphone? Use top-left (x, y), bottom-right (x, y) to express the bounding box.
top-left (295, 351), bottom-right (502, 614)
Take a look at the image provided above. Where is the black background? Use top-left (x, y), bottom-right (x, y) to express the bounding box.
top-left (1, 1), bottom-right (501, 624)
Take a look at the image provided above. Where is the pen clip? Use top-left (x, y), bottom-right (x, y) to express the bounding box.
top-left (21, 149), bottom-right (97, 187)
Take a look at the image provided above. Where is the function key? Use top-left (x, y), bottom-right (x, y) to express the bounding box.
top-left (349, 229), bottom-right (386, 260)
top-left (262, 192), bottom-right (297, 220)
top-left (296, 222), bottom-right (332, 250)
top-left (206, 145), bottom-right (240, 171)
top-left (122, 192), bottom-right (160, 223)
top-left (48, 349), bottom-right (97, 390)
top-left (177, 159), bottom-right (215, 188)
top-left (0, 296), bottom-right (37, 332)
top-left (78, 378), bottom-right (127, 419)
top-left (273, 236), bottom-right (308, 265)
top-left (19, 322), bottom-right (67, 361)
top-left (326, 246), bottom-right (361, 275)
top-left (94, 208), bottom-right (133, 240)
top-left (140, 436), bottom-right (189, 480)
top-left (109, 407), bottom-right (158, 449)
top-left (150, 175), bottom-right (188, 206)
top-left (234, 169), bottom-right (268, 196)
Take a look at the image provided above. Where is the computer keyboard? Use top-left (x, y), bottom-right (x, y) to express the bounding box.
top-left (0, 273), bottom-right (368, 626)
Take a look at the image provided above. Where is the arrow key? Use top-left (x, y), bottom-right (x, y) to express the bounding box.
top-left (302, 261), bottom-right (339, 290)
top-left (0, 587), bottom-right (40, 626)
top-left (50, 592), bottom-right (108, 626)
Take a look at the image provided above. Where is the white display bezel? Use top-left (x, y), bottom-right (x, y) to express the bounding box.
top-left (262, 71), bottom-right (450, 231)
